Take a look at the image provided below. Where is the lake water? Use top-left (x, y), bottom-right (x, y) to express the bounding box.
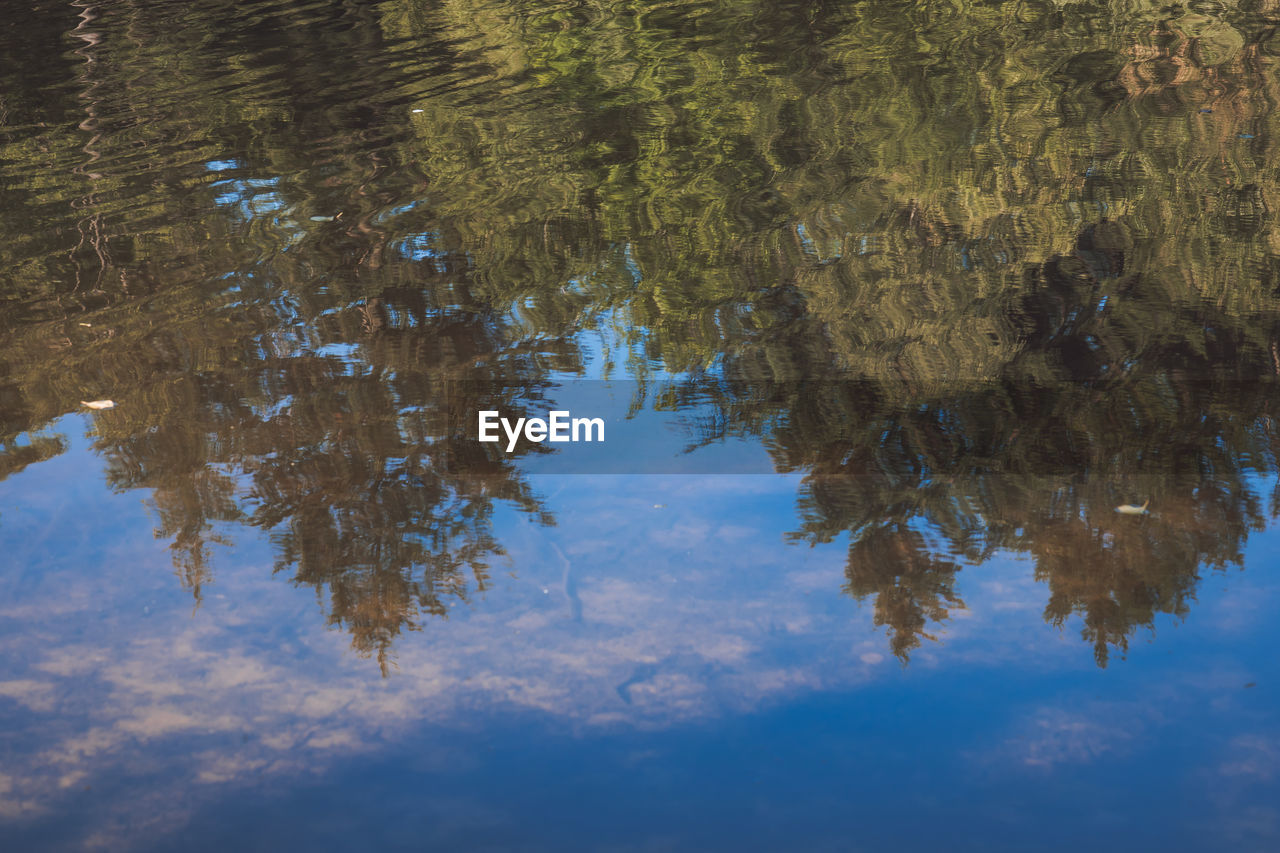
top-left (2, 0), bottom-right (1279, 849)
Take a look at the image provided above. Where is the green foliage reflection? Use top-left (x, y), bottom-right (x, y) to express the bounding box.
top-left (3, 0), bottom-right (1280, 666)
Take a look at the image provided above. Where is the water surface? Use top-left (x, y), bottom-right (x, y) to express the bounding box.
top-left (2, 0), bottom-right (1280, 849)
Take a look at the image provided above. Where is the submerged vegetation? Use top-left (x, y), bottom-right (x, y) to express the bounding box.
top-left (4, 0), bottom-right (1280, 666)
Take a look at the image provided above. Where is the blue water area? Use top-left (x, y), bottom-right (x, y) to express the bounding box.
top-left (0, 420), bottom-right (1276, 851)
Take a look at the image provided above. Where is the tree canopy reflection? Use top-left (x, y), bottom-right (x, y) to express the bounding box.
top-left (686, 228), bottom-right (1280, 663)
top-left (3, 0), bottom-right (1280, 667)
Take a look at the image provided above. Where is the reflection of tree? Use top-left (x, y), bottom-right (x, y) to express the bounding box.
top-left (0, 434), bottom-right (67, 484)
top-left (693, 219), bottom-right (1280, 663)
top-left (59, 275), bottom-right (571, 670)
top-left (840, 523), bottom-right (964, 661)
top-left (799, 451), bottom-right (1268, 666)
top-left (81, 273), bottom-right (571, 670)
top-left (754, 376), bottom-right (1275, 664)
top-left (5, 0), bottom-right (1280, 668)
top-left (0, 0), bottom-right (577, 669)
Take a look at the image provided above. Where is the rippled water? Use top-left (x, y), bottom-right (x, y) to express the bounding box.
top-left (3, 0), bottom-right (1280, 849)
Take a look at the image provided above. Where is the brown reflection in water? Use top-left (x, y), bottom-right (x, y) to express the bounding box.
top-left (694, 225), bottom-right (1280, 663)
top-left (85, 295), bottom-right (570, 671)
top-left (5, 0), bottom-right (1280, 669)
top-left (841, 523), bottom-right (964, 661)
top-left (799, 459), bottom-right (1268, 666)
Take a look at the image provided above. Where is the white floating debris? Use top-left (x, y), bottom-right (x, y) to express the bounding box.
top-left (79, 322), bottom-right (91, 327)
top-left (411, 109), bottom-right (424, 113)
top-left (1115, 500), bottom-right (1149, 515)
top-left (81, 400), bottom-right (115, 410)
top-left (309, 215), bottom-right (335, 222)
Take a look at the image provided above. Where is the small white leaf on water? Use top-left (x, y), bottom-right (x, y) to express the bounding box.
top-left (310, 215), bottom-right (335, 222)
top-left (411, 109), bottom-right (424, 113)
top-left (1115, 500), bottom-right (1149, 515)
top-left (81, 400), bottom-right (114, 410)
